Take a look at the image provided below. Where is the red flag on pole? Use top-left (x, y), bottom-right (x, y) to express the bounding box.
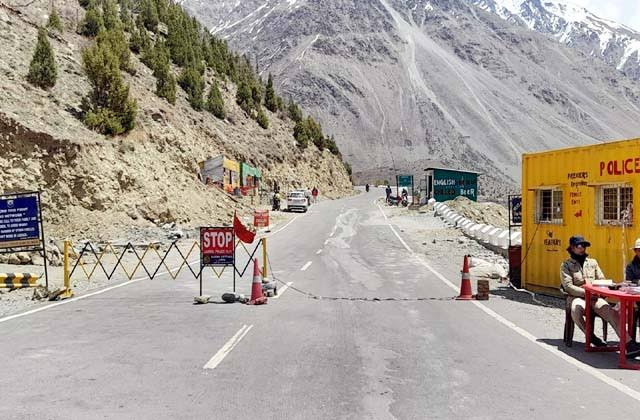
top-left (234, 211), bottom-right (256, 244)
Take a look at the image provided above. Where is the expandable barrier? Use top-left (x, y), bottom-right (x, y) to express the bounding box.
top-left (64, 237), bottom-right (266, 293)
top-left (0, 273), bottom-right (40, 288)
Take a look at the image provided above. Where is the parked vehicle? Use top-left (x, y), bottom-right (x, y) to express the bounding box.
top-left (387, 195), bottom-right (408, 207)
top-left (286, 191), bottom-right (309, 212)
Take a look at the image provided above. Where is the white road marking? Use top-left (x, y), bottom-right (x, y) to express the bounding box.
top-left (377, 203), bottom-right (389, 221)
top-left (0, 259), bottom-right (200, 325)
top-left (203, 324), bottom-right (254, 370)
top-left (377, 203), bottom-right (640, 403)
top-left (316, 249), bottom-right (323, 255)
top-left (300, 261), bottom-right (312, 271)
top-left (269, 215), bottom-right (300, 236)
top-left (329, 224), bottom-right (337, 237)
top-left (324, 239), bottom-right (330, 245)
top-left (272, 282), bottom-right (293, 299)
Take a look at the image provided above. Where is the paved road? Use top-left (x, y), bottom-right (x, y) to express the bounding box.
top-left (3, 189), bottom-right (640, 419)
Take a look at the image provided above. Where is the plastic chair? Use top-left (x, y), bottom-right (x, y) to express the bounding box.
top-left (562, 291), bottom-right (608, 347)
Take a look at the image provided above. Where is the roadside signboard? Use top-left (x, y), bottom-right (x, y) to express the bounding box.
top-left (0, 191), bottom-right (49, 289)
top-left (0, 195), bottom-right (41, 249)
top-left (510, 196), bottom-right (522, 225)
top-left (254, 210), bottom-right (269, 228)
top-left (397, 175), bottom-right (413, 188)
top-left (200, 227), bottom-right (235, 266)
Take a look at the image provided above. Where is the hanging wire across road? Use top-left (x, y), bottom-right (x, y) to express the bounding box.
top-left (265, 251), bottom-right (456, 302)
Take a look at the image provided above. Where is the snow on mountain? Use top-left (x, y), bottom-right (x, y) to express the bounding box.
top-left (473, 0), bottom-right (640, 79)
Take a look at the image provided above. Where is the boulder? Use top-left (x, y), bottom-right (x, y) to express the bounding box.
top-left (31, 254), bottom-right (45, 266)
top-left (16, 252), bottom-right (31, 264)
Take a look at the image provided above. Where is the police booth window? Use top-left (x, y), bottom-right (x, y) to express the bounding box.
top-left (535, 188), bottom-right (563, 224)
top-left (597, 184), bottom-right (633, 226)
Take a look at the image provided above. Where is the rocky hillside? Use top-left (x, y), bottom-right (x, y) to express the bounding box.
top-left (0, 1), bottom-right (352, 241)
top-left (473, 0), bottom-right (640, 81)
top-left (181, 0), bottom-right (640, 187)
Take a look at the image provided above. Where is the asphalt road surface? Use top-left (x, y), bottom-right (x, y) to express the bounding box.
top-left (3, 189), bottom-right (640, 419)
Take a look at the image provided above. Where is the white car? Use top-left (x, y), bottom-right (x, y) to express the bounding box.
top-left (286, 191), bottom-right (309, 212)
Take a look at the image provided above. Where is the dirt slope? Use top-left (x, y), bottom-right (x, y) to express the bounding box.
top-left (0, 1), bottom-right (352, 241)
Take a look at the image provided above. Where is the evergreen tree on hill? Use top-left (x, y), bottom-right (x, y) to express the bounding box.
top-left (206, 81), bottom-right (225, 119)
top-left (47, 8), bottom-right (64, 33)
top-left (256, 107), bottom-right (269, 129)
top-left (119, 0), bottom-right (134, 32)
top-left (140, 0), bottom-right (159, 32)
top-left (102, 0), bottom-right (121, 31)
top-left (264, 73), bottom-right (278, 113)
top-left (178, 66), bottom-right (204, 110)
top-left (96, 27), bottom-right (131, 72)
top-left (80, 1), bottom-right (104, 37)
top-left (130, 17), bottom-right (151, 55)
top-left (287, 99), bottom-right (303, 122)
top-left (236, 80), bottom-right (253, 114)
top-left (152, 40), bottom-right (176, 104)
top-left (82, 41), bottom-right (137, 135)
top-left (27, 27), bottom-right (57, 89)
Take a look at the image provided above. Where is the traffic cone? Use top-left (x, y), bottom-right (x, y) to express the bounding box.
top-left (456, 255), bottom-right (474, 300)
top-left (248, 258), bottom-right (267, 305)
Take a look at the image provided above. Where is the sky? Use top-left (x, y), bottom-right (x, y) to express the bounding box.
top-left (571, 1), bottom-right (640, 32)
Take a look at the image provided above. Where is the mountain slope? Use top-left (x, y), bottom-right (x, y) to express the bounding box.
top-left (181, 0), bottom-right (640, 189)
top-left (0, 1), bottom-right (351, 240)
top-left (473, 0), bottom-right (640, 80)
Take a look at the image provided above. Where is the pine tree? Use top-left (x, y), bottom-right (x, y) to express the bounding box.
top-left (152, 40), bottom-right (176, 104)
top-left (131, 17), bottom-right (151, 56)
top-left (236, 80), bottom-right (253, 113)
top-left (287, 99), bottom-right (303, 122)
top-left (119, 0), bottom-right (134, 32)
top-left (178, 66), bottom-right (204, 110)
top-left (82, 41), bottom-right (137, 135)
top-left (128, 27), bottom-right (142, 53)
top-left (155, 63), bottom-right (176, 105)
top-left (96, 28), bottom-right (131, 72)
top-left (256, 107), bottom-right (269, 129)
top-left (326, 135), bottom-right (340, 155)
top-left (27, 27), bottom-right (57, 89)
top-left (251, 83), bottom-right (262, 108)
top-left (140, 0), bottom-right (159, 32)
top-left (206, 81), bottom-right (225, 119)
top-left (80, 1), bottom-right (104, 37)
top-left (293, 119), bottom-right (310, 149)
top-left (47, 8), bottom-right (64, 33)
top-left (264, 73), bottom-right (278, 112)
top-left (102, 0), bottom-right (121, 31)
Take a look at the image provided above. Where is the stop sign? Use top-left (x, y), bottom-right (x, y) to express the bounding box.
top-left (200, 227), bottom-right (234, 266)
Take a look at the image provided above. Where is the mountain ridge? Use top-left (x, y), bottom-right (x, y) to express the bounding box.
top-left (181, 0), bottom-right (640, 193)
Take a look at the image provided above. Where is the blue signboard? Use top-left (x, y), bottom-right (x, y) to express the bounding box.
top-left (511, 196), bottom-right (522, 224)
top-left (0, 196), bottom-right (41, 249)
top-left (397, 175), bottom-right (413, 188)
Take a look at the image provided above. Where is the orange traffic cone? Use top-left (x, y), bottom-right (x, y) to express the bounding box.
top-left (247, 258), bottom-right (267, 305)
top-left (456, 255), bottom-right (474, 300)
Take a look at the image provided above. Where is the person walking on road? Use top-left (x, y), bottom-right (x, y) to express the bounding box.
top-left (561, 235), bottom-right (640, 356)
top-left (385, 184), bottom-right (392, 202)
top-left (311, 187), bottom-right (318, 203)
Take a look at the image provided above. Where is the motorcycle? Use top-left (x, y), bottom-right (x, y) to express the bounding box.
top-left (387, 195), bottom-right (408, 207)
